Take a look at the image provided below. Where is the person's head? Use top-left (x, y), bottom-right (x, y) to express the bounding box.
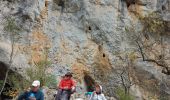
top-left (64, 72), bottom-right (73, 80)
top-left (95, 84), bottom-right (102, 93)
top-left (31, 80), bottom-right (40, 92)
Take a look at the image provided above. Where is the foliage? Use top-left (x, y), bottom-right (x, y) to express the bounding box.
top-left (125, 12), bottom-right (167, 43)
top-left (159, 96), bottom-right (169, 100)
top-left (46, 74), bottom-right (58, 88)
top-left (4, 17), bottom-right (21, 41)
top-left (116, 87), bottom-right (134, 100)
top-left (26, 59), bottom-right (57, 88)
top-left (0, 72), bottom-right (28, 98)
top-left (7, 72), bottom-right (29, 91)
top-left (4, 17), bottom-right (20, 33)
top-left (139, 13), bottom-right (167, 35)
top-left (0, 16), bottom-right (22, 96)
top-left (122, 12), bottom-right (170, 98)
top-left (128, 52), bottom-right (137, 62)
top-left (0, 80), bottom-right (4, 89)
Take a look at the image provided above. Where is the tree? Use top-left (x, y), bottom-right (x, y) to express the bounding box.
top-left (118, 53), bottom-right (135, 94)
top-left (114, 53), bottom-right (135, 100)
top-left (26, 46), bottom-right (57, 88)
top-left (0, 17), bottom-right (21, 95)
top-left (137, 13), bottom-right (169, 75)
top-left (125, 12), bottom-right (170, 75)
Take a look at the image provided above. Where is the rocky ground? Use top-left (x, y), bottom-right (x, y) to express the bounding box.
top-left (42, 87), bottom-right (117, 100)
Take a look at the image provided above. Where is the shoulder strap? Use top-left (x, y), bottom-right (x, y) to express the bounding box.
top-left (89, 92), bottom-right (95, 100)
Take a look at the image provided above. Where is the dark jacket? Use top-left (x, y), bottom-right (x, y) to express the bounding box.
top-left (18, 90), bottom-right (44, 100)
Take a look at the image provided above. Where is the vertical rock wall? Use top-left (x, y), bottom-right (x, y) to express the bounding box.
top-left (0, 0), bottom-right (170, 99)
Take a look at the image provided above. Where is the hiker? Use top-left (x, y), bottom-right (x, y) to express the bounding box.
top-left (18, 80), bottom-right (44, 100)
top-left (90, 84), bottom-right (107, 100)
top-left (55, 72), bottom-right (76, 100)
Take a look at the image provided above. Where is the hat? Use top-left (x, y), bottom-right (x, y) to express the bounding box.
top-left (32, 80), bottom-right (40, 87)
top-left (65, 72), bottom-right (73, 77)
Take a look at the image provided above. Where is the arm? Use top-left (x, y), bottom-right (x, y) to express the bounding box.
top-left (71, 80), bottom-right (76, 88)
top-left (71, 80), bottom-right (76, 91)
top-left (40, 92), bottom-right (44, 100)
top-left (58, 80), bottom-right (64, 89)
top-left (17, 92), bottom-right (26, 100)
top-left (102, 94), bottom-right (107, 100)
top-left (89, 92), bottom-right (95, 100)
top-left (72, 80), bottom-right (76, 87)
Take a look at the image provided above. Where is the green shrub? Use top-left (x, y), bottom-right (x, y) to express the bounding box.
top-left (4, 17), bottom-right (22, 41)
top-left (46, 74), bottom-right (58, 88)
top-left (26, 60), bottom-right (57, 88)
top-left (1, 16), bottom-right (23, 98)
top-left (139, 12), bottom-right (167, 35)
top-left (0, 80), bottom-right (4, 89)
top-left (0, 71), bottom-right (29, 98)
top-left (116, 87), bottom-right (134, 100)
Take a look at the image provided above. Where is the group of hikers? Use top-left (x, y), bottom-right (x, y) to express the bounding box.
top-left (17, 72), bottom-right (107, 100)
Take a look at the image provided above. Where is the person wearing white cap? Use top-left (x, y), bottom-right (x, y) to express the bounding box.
top-left (32, 80), bottom-right (40, 86)
top-left (18, 80), bottom-right (44, 100)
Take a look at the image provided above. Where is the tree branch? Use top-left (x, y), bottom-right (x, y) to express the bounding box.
top-left (0, 33), bottom-right (15, 95)
top-left (135, 40), bottom-right (170, 75)
top-left (0, 36), bottom-right (14, 95)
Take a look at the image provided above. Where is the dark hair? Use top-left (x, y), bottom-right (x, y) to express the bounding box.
top-left (95, 84), bottom-right (100, 88)
top-left (95, 84), bottom-right (102, 94)
top-left (65, 72), bottom-right (73, 77)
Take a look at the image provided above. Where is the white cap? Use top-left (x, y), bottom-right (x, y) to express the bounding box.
top-left (32, 80), bottom-right (40, 87)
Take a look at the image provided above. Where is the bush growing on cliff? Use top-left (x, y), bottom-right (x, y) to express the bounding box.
top-left (46, 74), bottom-right (58, 88)
top-left (139, 12), bottom-right (167, 36)
top-left (1, 72), bottom-right (29, 98)
top-left (0, 16), bottom-right (22, 96)
top-left (0, 80), bottom-right (3, 88)
top-left (123, 12), bottom-right (170, 99)
top-left (125, 12), bottom-right (170, 75)
top-left (26, 60), bottom-right (57, 88)
top-left (4, 17), bottom-right (21, 40)
top-left (116, 87), bottom-right (134, 100)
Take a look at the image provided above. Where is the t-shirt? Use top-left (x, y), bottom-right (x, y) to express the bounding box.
top-left (59, 79), bottom-right (76, 90)
top-left (90, 92), bottom-right (107, 100)
top-left (18, 90), bottom-right (44, 100)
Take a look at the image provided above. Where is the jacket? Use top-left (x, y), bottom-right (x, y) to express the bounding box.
top-left (59, 79), bottom-right (76, 90)
top-left (90, 93), bottom-right (107, 100)
top-left (18, 90), bottom-right (44, 100)
top-left (90, 85), bottom-right (107, 100)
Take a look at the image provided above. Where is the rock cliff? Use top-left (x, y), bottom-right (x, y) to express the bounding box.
top-left (0, 0), bottom-right (170, 99)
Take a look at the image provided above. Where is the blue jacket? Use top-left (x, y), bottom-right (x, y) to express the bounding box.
top-left (18, 90), bottom-right (44, 100)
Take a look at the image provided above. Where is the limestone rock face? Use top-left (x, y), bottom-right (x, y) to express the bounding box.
top-left (0, 0), bottom-right (170, 99)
